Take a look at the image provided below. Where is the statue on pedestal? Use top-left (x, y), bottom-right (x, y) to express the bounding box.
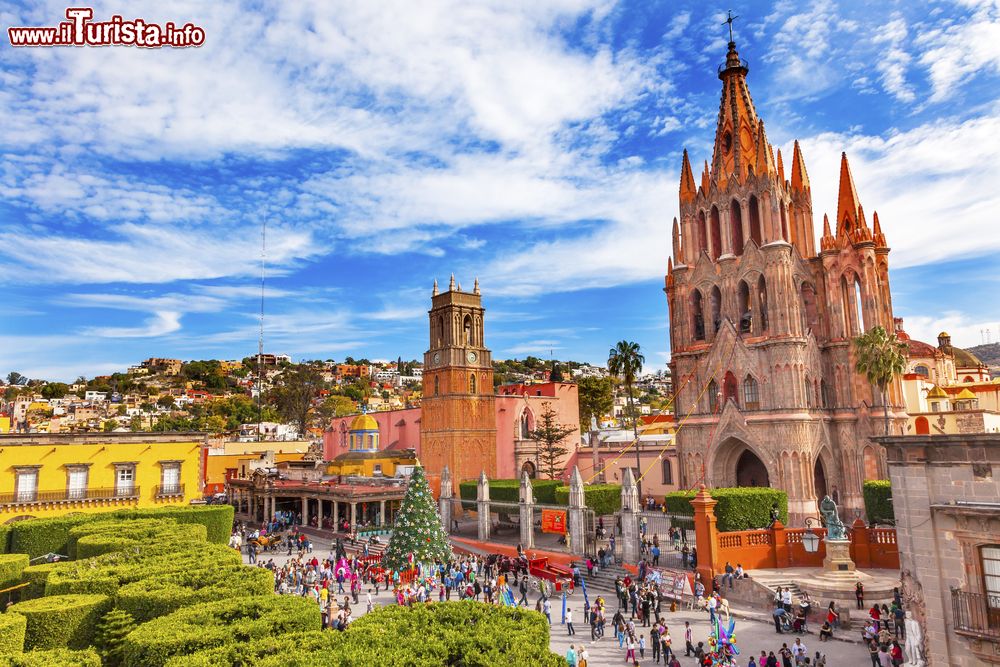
top-left (903, 611), bottom-right (925, 666)
top-left (819, 495), bottom-right (848, 540)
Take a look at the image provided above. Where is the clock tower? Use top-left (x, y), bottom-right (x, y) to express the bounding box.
top-left (420, 275), bottom-right (497, 493)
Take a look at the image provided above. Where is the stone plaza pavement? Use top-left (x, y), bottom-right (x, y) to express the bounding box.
top-left (243, 537), bottom-right (871, 666)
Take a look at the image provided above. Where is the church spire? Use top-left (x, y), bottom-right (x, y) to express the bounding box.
top-left (872, 211), bottom-right (888, 248)
top-left (790, 140), bottom-right (810, 192)
top-left (449, 273), bottom-right (456, 291)
top-left (711, 30), bottom-right (759, 186)
top-left (755, 120), bottom-right (774, 177)
top-left (835, 152), bottom-right (861, 236)
top-left (679, 150), bottom-right (697, 203)
top-left (432, 279), bottom-right (438, 296)
top-left (820, 213), bottom-right (835, 252)
top-left (776, 148), bottom-right (785, 184)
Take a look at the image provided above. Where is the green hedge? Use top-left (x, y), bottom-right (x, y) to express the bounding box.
top-left (168, 602), bottom-right (565, 667)
top-left (116, 564), bottom-right (274, 623)
top-left (553, 484), bottom-right (622, 516)
top-left (458, 479), bottom-right (562, 506)
top-left (45, 543), bottom-right (240, 597)
top-left (664, 488), bottom-right (788, 532)
top-left (9, 594), bottom-right (111, 650)
top-left (20, 563), bottom-right (67, 600)
top-left (0, 613), bottom-right (27, 654)
top-left (0, 554), bottom-right (29, 592)
top-left (863, 480), bottom-right (894, 525)
top-left (0, 648), bottom-right (101, 667)
top-left (121, 594), bottom-right (320, 667)
top-left (0, 524), bottom-right (12, 554)
top-left (72, 524), bottom-right (206, 560)
top-left (9, 506), bottom-right (233, 559)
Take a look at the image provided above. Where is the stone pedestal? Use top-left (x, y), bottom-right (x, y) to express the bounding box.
top-left (439, 466), bottom-right (453, 533)
top-left (620, 468), bottom-right (641, 564)
top-left (519, 470), bottom-right (535, 549)
top-left (822, 539), bottom-right (856, 577)
top-left (476, 471), bottom-right (490, 542)
top-left (567, 467), bottom-right (586, 556)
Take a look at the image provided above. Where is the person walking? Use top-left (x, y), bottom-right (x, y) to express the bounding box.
top-left (779, 643), bottom-right (793, 667)
top-left (650, 625), bottom-right (660, 664)
top-left (578, 646), bottom-right (589, 667)
top-left (565, 644), bottom-right (577, 667)
top-left (625, 634), bottom-right (637, 663)
top-left (856, 581), bottom-right (865, 610)
top-left (791, 638), bottom-right (808, 664)
top-left (566, 607), bottom-right (576, 636)
top-left (543, 597), bottom-right (552, 625)
top-left (684, 621), bottom-right (694, 656)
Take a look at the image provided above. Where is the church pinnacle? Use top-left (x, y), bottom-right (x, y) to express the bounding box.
top-left (835, 152), bottom-right (862, 236)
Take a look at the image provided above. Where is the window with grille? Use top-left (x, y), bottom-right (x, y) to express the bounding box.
top-left (15, 470), bottom-right (37, 502)
top-left (161, 464), bottom-right (181, 494)
top-left (67, 467), bottom-right (88, 500)
top-left (115, 465), bottom-right (135, 496)
top-left (743, 376), bottom-right (760, 410)
top-left (983, 545), bottom-right (1000, 623)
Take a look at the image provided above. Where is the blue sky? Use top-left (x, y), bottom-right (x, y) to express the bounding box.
top-left (2, 0), bottom-right (1000, 381)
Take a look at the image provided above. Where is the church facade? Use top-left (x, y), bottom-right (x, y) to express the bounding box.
top-left (665, 39), bottom-right (904, 519)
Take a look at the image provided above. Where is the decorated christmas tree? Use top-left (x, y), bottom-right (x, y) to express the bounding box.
top-left (382, 465), bottom-right (452, 572)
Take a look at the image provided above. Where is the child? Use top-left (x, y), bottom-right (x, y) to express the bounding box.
top-left (639, 635), bottom-right (646, 659)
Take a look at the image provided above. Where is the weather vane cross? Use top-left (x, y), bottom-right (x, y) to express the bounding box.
top-left (723, 10), bottom-right (738, 43)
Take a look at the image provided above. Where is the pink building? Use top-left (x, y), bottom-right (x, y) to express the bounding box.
top-left (323, 382), bottom-right (581, 480)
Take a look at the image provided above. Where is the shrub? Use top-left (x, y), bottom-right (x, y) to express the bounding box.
top-left (93, 609), bottom-right (136, 667)
top-left (9, 594), bottom-right (111, 650)
top-left (20, 563), bottom-right (68, 599)
top-left (109, 506), bottom-right (234, 544)
top-left (121, 594), bottom-right (320, 667)
top-left (0, 524), bottom-right (12, 554)
top-left (169, 602), bottom-right (566, 667)
top-left (73, 524), bottom-right (206, 560)
top-left (10, 516), bottom-right (97, 560)
top-left (115, 564), bottom-right (274, 623)
top-left (0, 613), bottom-right (27, 654)
top-left (45, 543), bottom-right (240, 597)
top-left (863, 480), bottom-right (894, 525)
top-left (664, 487), bottom-right (788, 532)
top-left (0, 648), bottom-right (101, 667)
top-left (0, 554), bottom-right (29, 592)
top-left (458, 478), bottom-right (562, 506)
top-left (554, 483), bottom-right (622, 516)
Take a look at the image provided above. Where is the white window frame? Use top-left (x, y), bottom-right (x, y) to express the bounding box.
top-left (159, 462), bottom-right (181, 495)
top-left (66, 466), bottom-right (89, 500)
top-left (114, 464), bottom-right (136, 497)
top-left (15, 468), bottom-right (39, 502)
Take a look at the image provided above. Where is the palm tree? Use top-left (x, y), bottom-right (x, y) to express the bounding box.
top-left (853, 325), bottom-right (907, 435)
top-left (608, 340), bottom-right (645, 498)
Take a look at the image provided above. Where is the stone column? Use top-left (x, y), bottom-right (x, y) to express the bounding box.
top-left (620, 467), bottom-right (641, 564)
top-left (567, 466), bottom-right (586, 556)
top-left (379, 500), bottom-right (386, 527)
top-left (301, 496), bottom-right (309, 526)
top-left (349, 502), bottom-right (357, 534)
top-left (439, 466), bottom-right (453, 533)
top-left (519, 470), bottom-right (535, 550)
top-left (333, 501), bottom-right (340, 531)
top-left (476, 471), bottom-right (490, 542)
top-left (318, 499), bottom-right (325, 529)
top-left (691, 485), bottom-right (720, 591)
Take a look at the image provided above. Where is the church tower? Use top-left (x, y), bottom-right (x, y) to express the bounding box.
top-left (420, 276), bottom-right (497, 493)
top-left (665, 30), bottom-right (902, 520)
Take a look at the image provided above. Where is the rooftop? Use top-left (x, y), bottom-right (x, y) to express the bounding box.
top-left (0, 432), bottom-right (207, 446)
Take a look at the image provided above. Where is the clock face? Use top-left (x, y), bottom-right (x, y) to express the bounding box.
top-left (467, 351), bottom-right (478, 363)
top-left (432, 352), bottom-right (441, 364)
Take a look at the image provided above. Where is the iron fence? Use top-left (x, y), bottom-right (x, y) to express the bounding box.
top-left (0, 487), bottom-right (140, 505)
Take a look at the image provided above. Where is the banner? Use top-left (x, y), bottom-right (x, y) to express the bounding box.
top-left (541, 509), bottom-right (567, 534)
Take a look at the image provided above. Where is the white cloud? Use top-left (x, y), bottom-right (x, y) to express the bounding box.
top-left (916, 0), bottom-right (1000, 103)
top-left (897, 311), bottom-right (998, 351)
top-left (82, 311), bottom-right (183, 338)
top-left (874, 14), bottom-right (916, 103)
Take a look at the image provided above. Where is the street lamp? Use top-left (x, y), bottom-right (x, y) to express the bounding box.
top-left (802, 517), bottom-right (821, 553)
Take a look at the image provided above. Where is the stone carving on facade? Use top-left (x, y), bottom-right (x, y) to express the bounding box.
top-left (899, 570), bottom-right (929, 662)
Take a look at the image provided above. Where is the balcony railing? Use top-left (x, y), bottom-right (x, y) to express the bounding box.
top-left (953, 589), bottom-right (1000, 640)
top-left (0, 487), bottom-right (140, 505)
top-left (154, 484), bottom-right (184, 498)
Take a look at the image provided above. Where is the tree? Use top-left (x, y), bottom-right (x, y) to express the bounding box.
top-left (528, 402), bottom-right (576, 480)
top-left (269, 365), bottom-right (323, 436)
top-left (608, 340), bottom-right (645, 497)
top-left (549, 360), bottom-right (564, 382)
top-left (157, 395), bottom-right (176, 409)
top-left (578, 375), bottom-right (614, 430)
top-left (94, 608), bottom-right (136, 667)
top-left (205, 415), bottom-right (228, 434)
top-left (315, 395), bottom-right (356, 425)
top-left (6, 371), bottom-right (24, 386)
top-left (40, 382), bottom-right (69, 399)
top-left (853, 325), bottom-right (907, 435)
top-left (382, 466), bottom-right (451, 572)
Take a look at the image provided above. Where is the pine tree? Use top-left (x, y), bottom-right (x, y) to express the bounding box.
top-left (382, 466), bottom-right (451, 572)
top-left (529, 402), bottom-right (576, 479)
top-left (94, 608), bottom-right (136, 667)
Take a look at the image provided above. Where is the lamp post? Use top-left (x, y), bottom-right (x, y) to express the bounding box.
top-left (802, 517), bottom-right (821, 553)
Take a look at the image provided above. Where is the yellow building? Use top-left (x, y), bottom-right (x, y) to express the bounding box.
top-left (324, 413), bottom-right (416, 477)
top-left (0, 432), bottom-right (204, 522)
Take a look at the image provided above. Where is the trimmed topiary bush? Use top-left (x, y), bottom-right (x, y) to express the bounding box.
top-left (863, 480), bottom-right (894, 525)
top-left (0, 524), bottom-right (12, 554)
top-left (45, 543), bottom-right (240, 597)
top-left (20, 563), bottom-right (68, 600)
top-left (0, 648), bottom-right (101, 666)
top-left (554, 483), bottom-right (622, 516)
top-left (73, 524), bottom-right (206, 560)
top-left (116, 564), bottom-right (274, 623)
top-left (664, 488), bottom-right (789, 532)
top-left (10, 516), bottom-right (97, 560)
top-left (168, 602), bottom-right (566, 667)
top-left (93, 609), bottom-right (136, 667)
top-left (0, 613), bottom-right (27, 654)
top-left (109, 506), bottom-right (234, 544)
top-left (9, 594), bottom-right (111, 650)
top-left (459, 478), bottom-right (563, 506)
top-left (0, 554), bottom-right (29, 592)
top-left (121, 594), bottom-right (321, 667)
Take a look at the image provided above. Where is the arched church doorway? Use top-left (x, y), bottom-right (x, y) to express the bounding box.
top-left (736, 449), bottom-right (769, 487)
top-left (521, 461), bottom-right (536, 479)
top-left (813, 458), bottom-right (828, 499)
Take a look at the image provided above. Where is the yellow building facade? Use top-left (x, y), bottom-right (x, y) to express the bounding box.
top-left (0, 432), bottom-right (204, 523)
